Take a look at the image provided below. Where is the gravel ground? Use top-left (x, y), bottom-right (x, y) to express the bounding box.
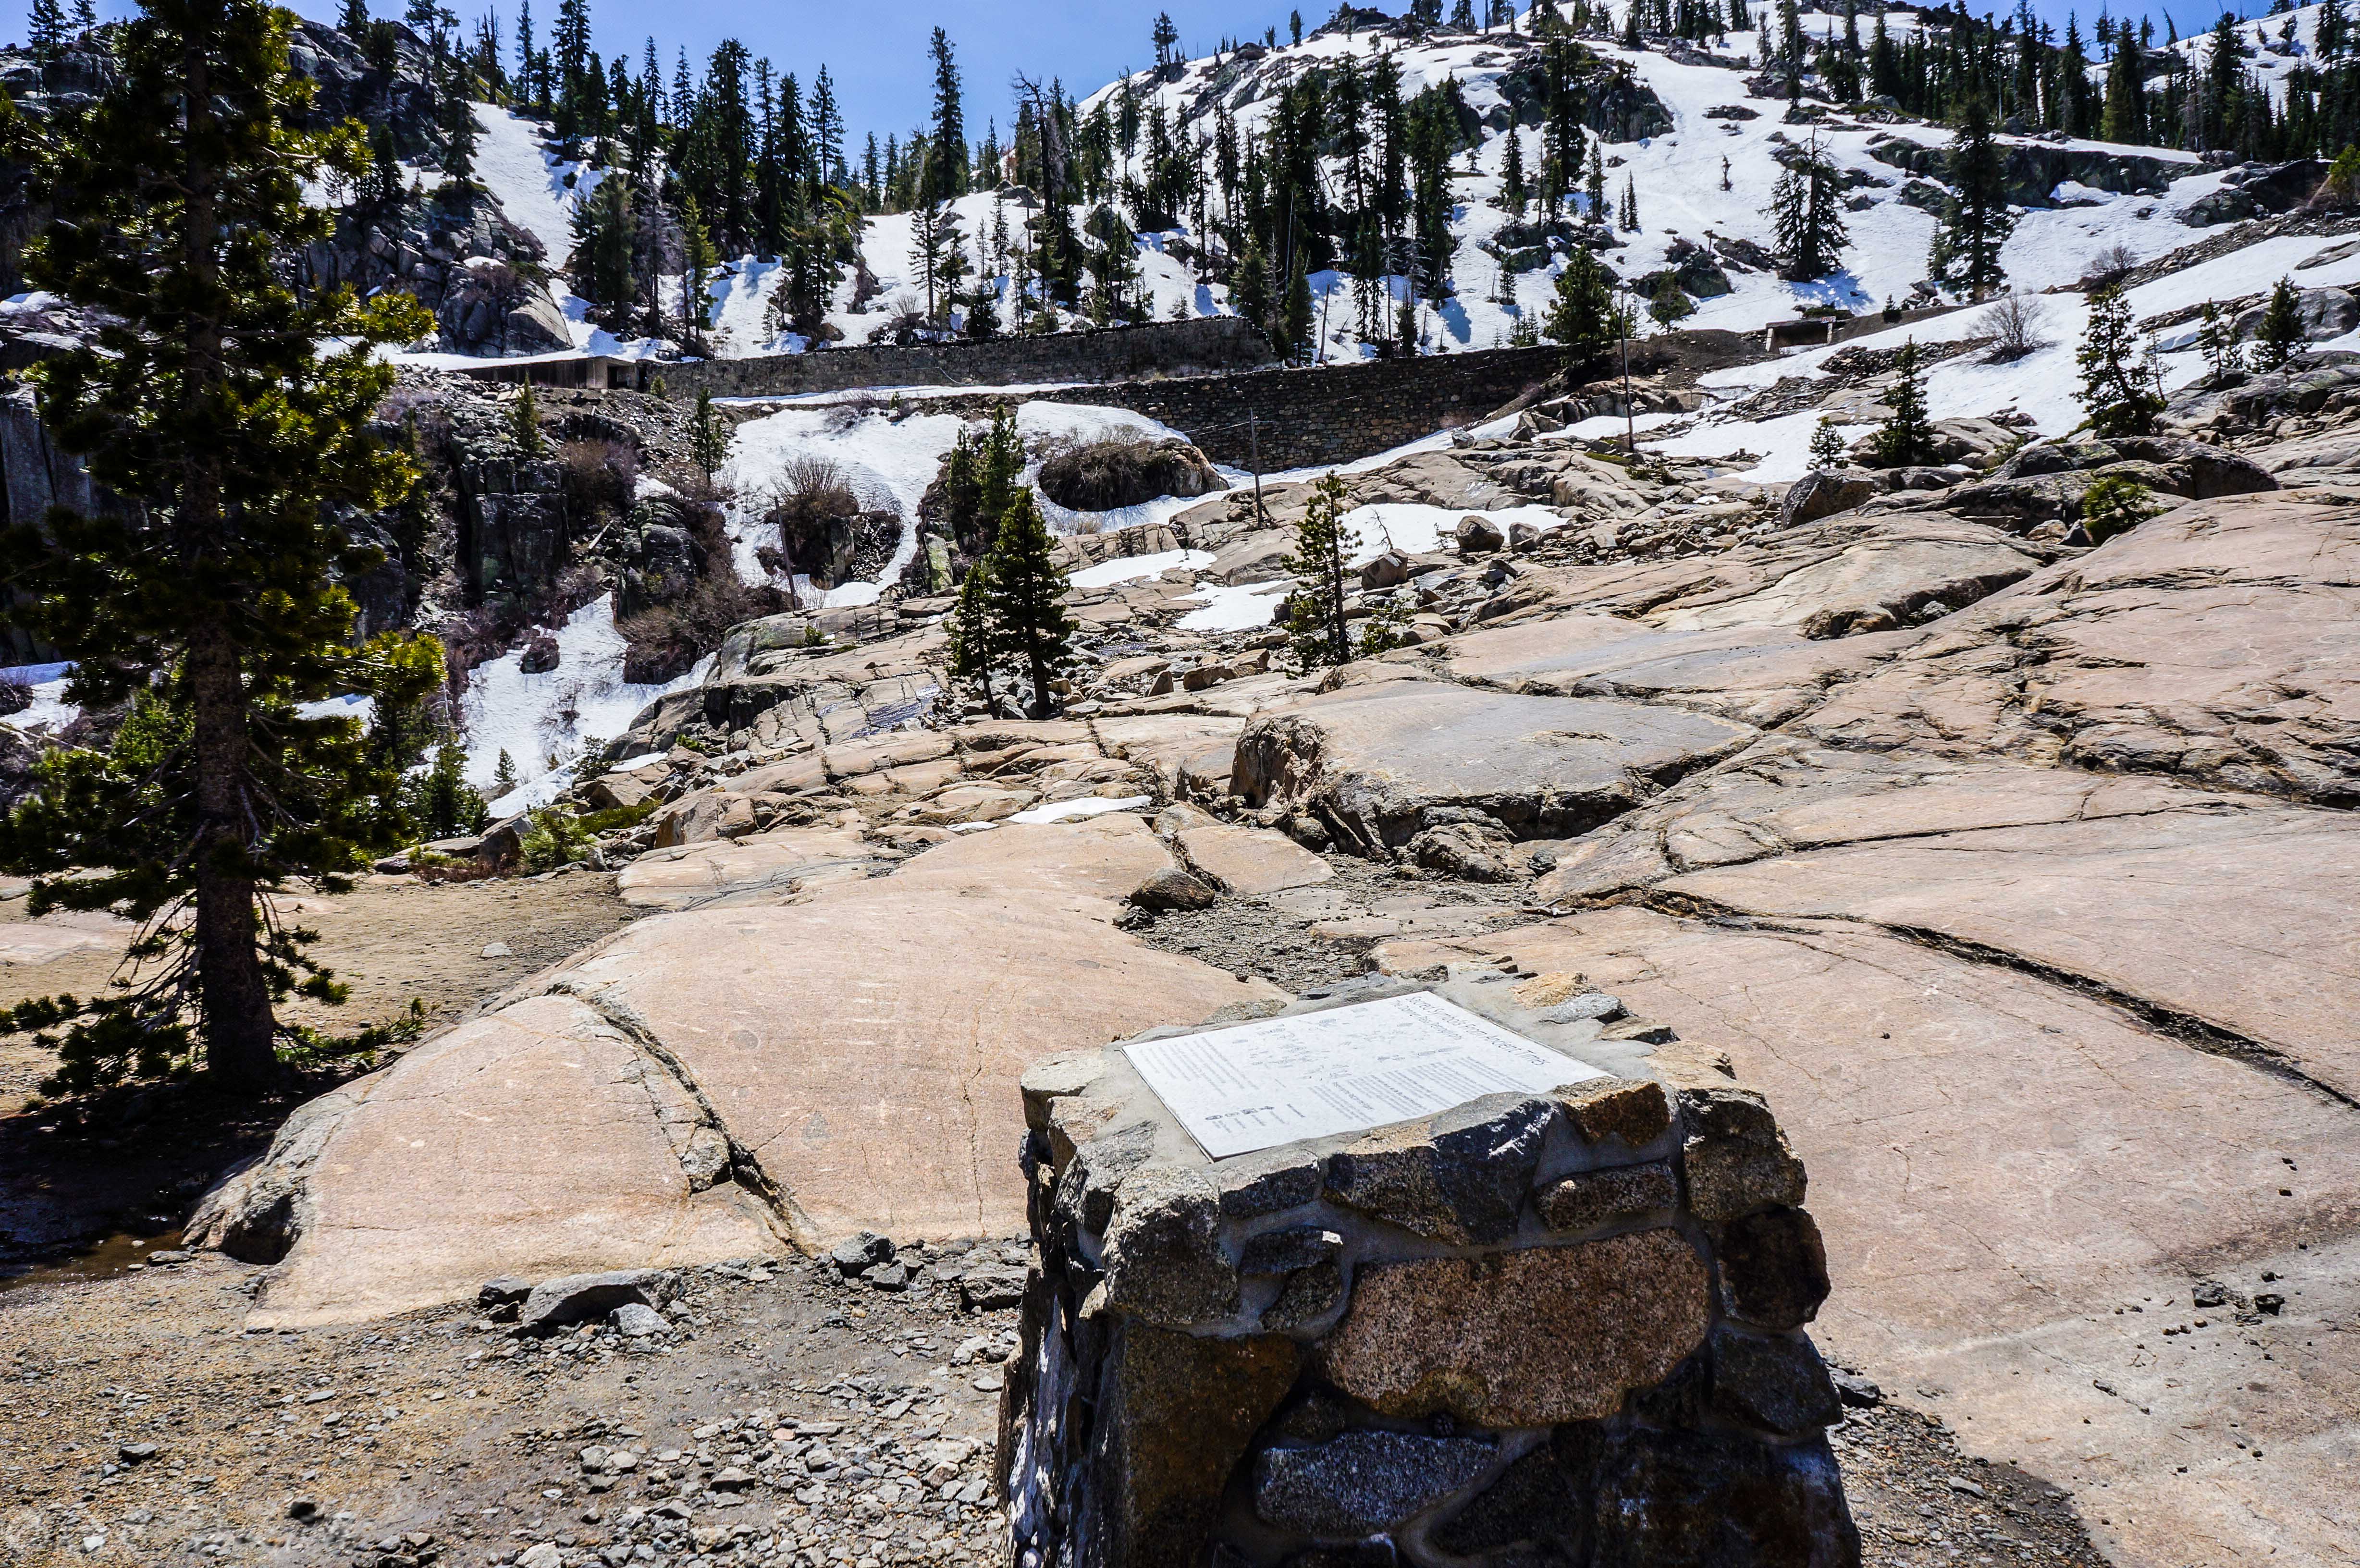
top-left (2, 1241), bottom-right (1028, 1568)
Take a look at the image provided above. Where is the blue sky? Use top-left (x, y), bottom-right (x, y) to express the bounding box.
top-left (4, 1), bottom-right (2262, 143)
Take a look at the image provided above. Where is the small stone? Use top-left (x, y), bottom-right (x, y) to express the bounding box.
top-left (1100, 1168), bottom-right (1239, 1327)
top-left (518, 1544), bottom-right (564, 1568)
top-left (1322, 1094), bottom-right (1555, 1245)
top-left (1542, 992), bottom-right (1625, 1024)
top-left (1679, 1087), bottom-right (1807, 1223)
top-left (286, 1499), bottom-right (319, 1522)
top-left (829, 1231), bottom-right (896, 1277)
top-left (481, 942), bottom-right (513, 958)
top-left (1429, 1440), bottom-right (1589, 1559)
top-left (1535, 1161), bottom-right (1679, 1232)
top-left (1945, 1477), bottom-right (1988, 1499)
top-left (959, 1265), bottom-right (1029, 1311)
top-left (515, 1270), bottom-right (664, 1336)
top-left (1253, 1430), bottom-right (1495, 1536)
top-left (710, 1467), bottom-right (754, 1493)
top-left (1261, 1260), bottom-right (1345, 1334)
top-left (1131, 867), bottom-right (1218, 911)
top-left (1709, 1327), bottom-right (1841, 1435)
top-left (1713, 1207), bottom-right (1831, 1330)
top-left (867, 1262), bottom-right (910, 1291)
top-left (611, 1301), bottom-right (668, 1337)
top-left (1555, 1078), bottom-right (1674, 1149)
top-left (1456, 514), bottom-right (1506, 554)
top-left (1831, 1371), bottom-right (1884, 1408)
top-left (141, 1250), bottom-right (191, 1266)
top-left (478, 1276), bottom-right (533, 1313)
top-left (1321, 1229), bottom-right (1710, 1426)
top-left (1239, 1227), bottom-right (1343, 1276)
top-left (116, 1442), bottom-right (158, 1463)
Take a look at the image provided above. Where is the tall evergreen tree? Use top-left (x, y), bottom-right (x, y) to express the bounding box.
top-left (1500, 126), bottom-right (1527, 218)
top-left (2100, 26), bottom-right (2146, 144)
top-left (29, 0), bottom-right (71, 61)
top-left (1281, 474), bottom-right (1354, 669)
top-left (1872, 339), bottom-right (1935, 465)
top-left (927, 27), bottom-right (967, 204)
top-left (982, 492), bottom-right (1075, 716)
top-left (1767, 135), bottom-right (1848, 279)
top-left (0, 0), bottom-right (442, 1090)
top-left (2254, 274), bottom-right (2307, 371)
top-left (2077, 285), bottom-right (2163, 435)
top-left (1930, 90), bottom-right (2013, 299)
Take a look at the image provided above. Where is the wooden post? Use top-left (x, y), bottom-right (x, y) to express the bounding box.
top-left (1248, 408), bottom-right (1268, 525)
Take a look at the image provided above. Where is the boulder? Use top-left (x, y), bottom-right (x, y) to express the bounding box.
top-left (1034, 437), bottom-right (1224, 512)
top-left (1780, 468), bottom-right (1881, 526)
top-left (516, 1268), bottom-right (668, 1336)
top-left (1230, 681), bottom-right (1754, 852)
top-left (1455, 514), bottom-right (1505, 554)
top-left (2232, 285), bottom-right (2360, 344)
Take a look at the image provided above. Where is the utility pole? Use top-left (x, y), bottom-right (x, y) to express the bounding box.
top-left (1248, 408), bottom-right (1268, 523)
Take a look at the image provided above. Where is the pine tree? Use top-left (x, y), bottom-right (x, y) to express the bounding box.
top-left (927, 27), bottom-right (967, 204)
top-left (1544, 245), bottom-right (1614, 360)
top-left (690, 386), bottom-right (727, 477)
top-left (29, 0), bottom-right (70, 61)
top-left (1809, 416), bottom-right (1848, 469)
top-left (1232, 232), bottom-right (1273, 332)
top-left (1647, 273), bottom-right (1695, 331)
top-left (1584, 143), bottom-right (1605, 221)
top-left (1278, 250), bottom-right (1314, 360)
top-left (2254, 275), bottom-right (2306, 371)
top-left (1619, 172), bottom-right (1639, 231)
top-left (679, 191), bottom-right (717, 350)
top-left (408, 741), bottom-right (488, 840)
top-left (2077, 285), bottom-right (2163, 436)
top-left (2196, 300), bottom-right (2245, 384)
top-left (1500, 126), bottom-right (1527, 218)
top-left (1930, 91), bottom-right (2013, 300)
top-left (2100, 27), bottom-right (2147, 144)
top-left (1872, 339), bottom-right (1935, 466)
top-left (944, 557), bottom-right (996, 707)
top-left (1281, 474), bottom-right (1354, 670)
top-left (982, 492), bottom-right (1076, 716)
top-left (492, 749), bottom-right (521, 796)
top-left (1767, 135), bottom-right (1849, 280)
top-left (0, 0), bottom-right (442, 1091)
top-left (512, 381), bottom-right (544, 455)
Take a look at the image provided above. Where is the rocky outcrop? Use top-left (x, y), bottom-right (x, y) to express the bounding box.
top-left (1229, 678), bottom-right (1756, 853)
top-left (1943, 432), bottom-right (2276, 526)
top-left (195, 816), bottom-right (1284, 1325)
top-left (1864, 132), bottom-right (2191, 206)
top-left (444, 392), bottom-right (571, 605)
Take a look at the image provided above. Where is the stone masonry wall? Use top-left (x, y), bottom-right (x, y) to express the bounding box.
top-left (998, 973), bottom-right (1859, 1568)
top-left (648, 318), bottom-right (1277, 400)
top-left (860, 348), bottom-right (1573, 472)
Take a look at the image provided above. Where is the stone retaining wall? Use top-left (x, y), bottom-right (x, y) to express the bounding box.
top-left (998, 974), bottom-right (1859, 1568)
top-left (646, 318), bottom-right (1278, 399)
top-left (854, 348), bottom-right (1574, 472)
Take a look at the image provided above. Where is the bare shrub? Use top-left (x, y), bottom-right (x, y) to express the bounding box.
top-left (557, 438), bottom-right (637, 523)
top-left (1983, 293), bottom-right (2050, 363)
top-left (615, 575), bottom-right (791, 683)
top-left (2080, 243), bottom-right (2138, 289)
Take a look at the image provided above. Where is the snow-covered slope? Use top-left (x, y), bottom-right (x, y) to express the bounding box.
top-left (404, 9), bottom-right (2289, 369)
